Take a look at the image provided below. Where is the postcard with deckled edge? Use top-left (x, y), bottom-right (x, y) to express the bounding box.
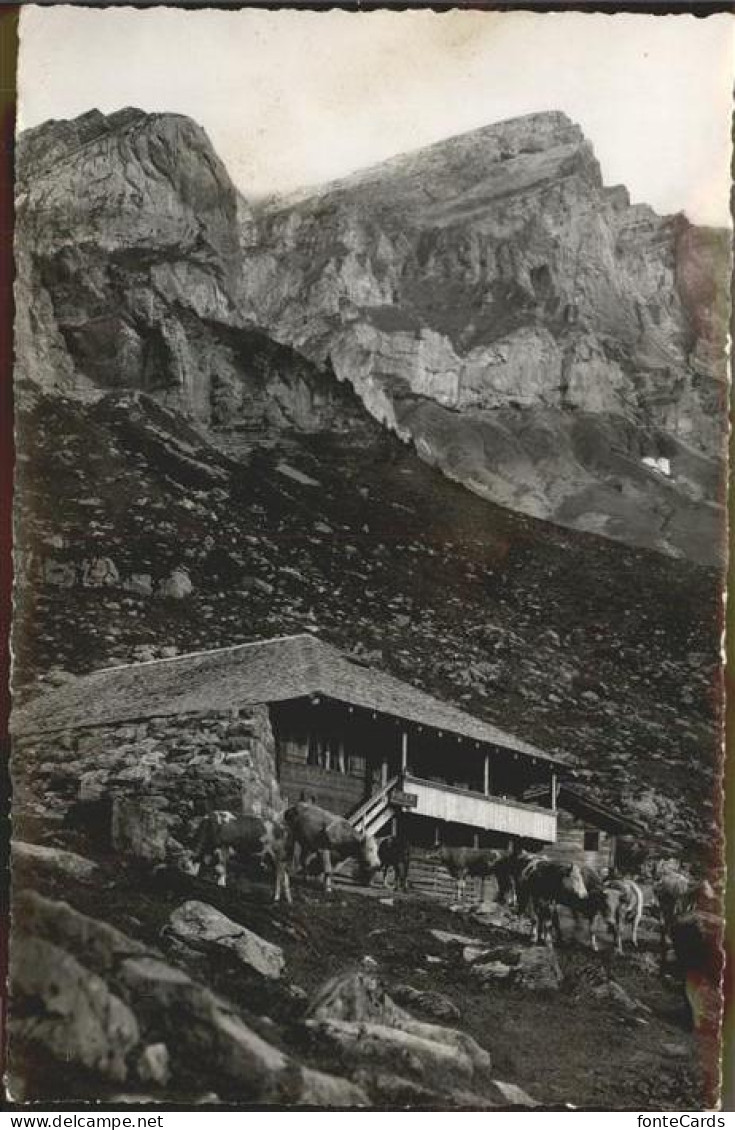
top-left (7, 6), bottom-right (732, 1111)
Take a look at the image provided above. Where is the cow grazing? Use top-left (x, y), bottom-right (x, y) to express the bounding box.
top-left (429, 846), bottom-right (504, 904)
top-left (588, 878), bottom-right (644, 953)
top-left (516, 857), bottom-right (588, 945)
top-left (378, 834), bottom-right (411, 891)
top-left (187, 811), bottom-right (292, 903)
top-left (284, 802), bottom-right (381, 893)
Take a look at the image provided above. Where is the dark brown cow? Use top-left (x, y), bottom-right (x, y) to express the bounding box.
top-left (187, 810), bottom-right (292, 903)
top-left (429, 846), bottom-right (504, 904)
top-left (516, 857), bottom-right (588, 945)
top-left (492, 849), bottom-right (539, 907)
top-left (284, 802), bottom-right (381, 893)
top-left (378, 834), bottom-right (411, 891)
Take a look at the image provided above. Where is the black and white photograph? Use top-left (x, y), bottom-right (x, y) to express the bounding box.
top-left (7, 6), bottom-right (732, 1111)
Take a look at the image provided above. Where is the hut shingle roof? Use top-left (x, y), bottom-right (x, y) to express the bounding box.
top-left (14, 633), bottom-right (564, 765)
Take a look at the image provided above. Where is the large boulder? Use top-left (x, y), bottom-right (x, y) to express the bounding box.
top-left (118, 955), bottom-right (287, 1099)
top-left (14, 890), bottom-right (149, 975)
top-left (12, 841), bottom-right (99, 882)
top-left (10, 934), bottom-right (140, 1084)
top-left (304, 971), bottom-right (491, 1094)
top-left (166, 901), bottom-right (285, 980)
top-left (306, 968), bottom-right (404, 1026)
top-left (118, 955), bottom-right (365, 1104)
top-left (10, 894), bottom-right (365, 1105)
top-left (306, 1018), bottom-right (480, 1091)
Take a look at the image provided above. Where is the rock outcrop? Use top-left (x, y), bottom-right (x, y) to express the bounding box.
top-left (303, 970), bottom-right (494, 1099)
top-left (10, 891), bottom-right (368, 1105)
top-left (241, 112), bottom-right (728, 563)
top-left (166, 901), bottom-right (286, 980)
top-left (16, 108), bottom-right (241, 395)
top-left (15, 108), bottom-right (368, 440)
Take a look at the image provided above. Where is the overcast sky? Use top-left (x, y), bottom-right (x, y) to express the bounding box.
top-left (18, 7), bottom-right (735, 225)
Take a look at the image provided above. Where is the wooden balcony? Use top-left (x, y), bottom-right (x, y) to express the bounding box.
top-left (401, 774), bottom-right (557, 842)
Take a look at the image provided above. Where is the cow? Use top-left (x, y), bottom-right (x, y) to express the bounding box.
top-left (428, 846), bottom-right (505, 904)
top-left (493, 849), bottom-right (539, 908)
top-left (186, 810), bottom-right (292, 903)
top-left (556, 864), bottom-right (607, 945)
top-left (588, 878), bottom-right (644, 953)
top-left (516, 857), bottom-right (588, 945)
top-left (378, 834), bottom-right (411, 891)
top-left (284, 802), bottom-right (381, 894)
top-left (654, 867), bottom-right (716, 971)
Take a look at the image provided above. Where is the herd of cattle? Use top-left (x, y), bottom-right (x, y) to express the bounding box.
top-left (184, 801), bottom-right (717, 977)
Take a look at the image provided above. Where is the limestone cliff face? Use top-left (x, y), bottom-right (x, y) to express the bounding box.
top-left (16, 108), bottom-right (728, 563)
top-left (242, 112), bottom-right (728, 563)
top-left (16, 109), bottom-right (241, 401)
top-left (15, 108), bottom-right (365, 437)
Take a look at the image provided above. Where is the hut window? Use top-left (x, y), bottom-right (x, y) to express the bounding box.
top-left (348, 753), bottom-right (366, 777)
top-left (583, 829), bottom-right (600, 852)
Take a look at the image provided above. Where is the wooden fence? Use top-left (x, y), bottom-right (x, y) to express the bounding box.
top-left (333, 849), bottom-right (495, 904)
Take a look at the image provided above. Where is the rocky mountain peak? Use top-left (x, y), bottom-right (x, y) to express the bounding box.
top-left (17, 107), bottom-right (241, 264)
top-left (241, 114), bottom-right (728, 564)
top-left (15, 107), bottom-right (250, 401)
top-left (14, 107), bottom-right (728, 563)
top-left (265, 110), bottom-right (599, 222)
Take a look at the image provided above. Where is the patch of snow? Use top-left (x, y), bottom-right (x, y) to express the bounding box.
top-left (642, 456), bottom-right (672, 478)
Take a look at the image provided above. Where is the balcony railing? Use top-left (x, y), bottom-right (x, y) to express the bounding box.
top-left (400, 774), bottom-right (557, 843)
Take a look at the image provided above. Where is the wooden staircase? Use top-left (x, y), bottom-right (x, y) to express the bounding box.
top-left (341, 778), bottom-right (502, 901)
top-left (346, 775), bottom-right (400, 838)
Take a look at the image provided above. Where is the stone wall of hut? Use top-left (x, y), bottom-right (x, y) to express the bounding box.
top-left (12, 704), bottom-right (282, 865)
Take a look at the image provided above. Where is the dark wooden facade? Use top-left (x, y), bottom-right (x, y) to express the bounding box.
top-left (546, 808), bottom-right (617, 872)
top-left (271, 696), bottom-right (558, 845)
top-left (271, 697), bottom-right (643, 875)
